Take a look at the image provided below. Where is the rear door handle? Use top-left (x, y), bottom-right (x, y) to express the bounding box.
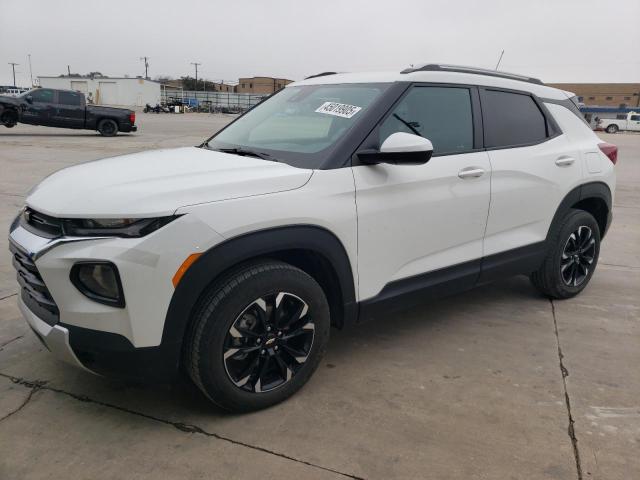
top-left (458, 167), bottom-right (485, 179)
top-left (555, 156), bottom-right (575, 167)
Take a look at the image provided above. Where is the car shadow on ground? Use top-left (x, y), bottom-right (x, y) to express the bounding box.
top-left (73, 275), bottom-right (545, 419)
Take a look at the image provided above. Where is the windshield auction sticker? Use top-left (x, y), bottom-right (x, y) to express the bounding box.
top-left (315, 102), bottom-right (362, 118)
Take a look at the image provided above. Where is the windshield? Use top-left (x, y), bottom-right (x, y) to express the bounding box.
top-left (205, 83), bottom-right (390, 169)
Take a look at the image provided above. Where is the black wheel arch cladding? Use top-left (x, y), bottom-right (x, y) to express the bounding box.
top-left (161, 225), bottom-right (357, 372)
top-left (547, 181), bottom-right (612, 240)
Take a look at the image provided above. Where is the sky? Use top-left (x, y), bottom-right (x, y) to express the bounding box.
top-left (1, 0), bottom-right (639, 87)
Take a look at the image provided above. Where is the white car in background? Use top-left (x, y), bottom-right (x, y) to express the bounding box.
top-left (598, 112), bottom-right (640, 133)
top-left (9, 64), bottom-right (617, 412)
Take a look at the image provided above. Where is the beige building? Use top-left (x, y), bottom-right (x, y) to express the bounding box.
top-left (235, 76), bottom-right (293, 94)
top-left (548, 83), bottom-right (640, 107)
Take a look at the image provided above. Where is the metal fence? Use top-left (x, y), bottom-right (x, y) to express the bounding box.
top-left (161, 89), bottom-right (267, 111)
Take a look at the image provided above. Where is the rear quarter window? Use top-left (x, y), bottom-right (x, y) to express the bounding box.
top-left (481, 90), bottom-right (549, 148)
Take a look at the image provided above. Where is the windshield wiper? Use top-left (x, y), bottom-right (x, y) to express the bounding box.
top-left (392, 113), bottom-right (422, 137)
top-left (214, 147), bottom-right (273, 160)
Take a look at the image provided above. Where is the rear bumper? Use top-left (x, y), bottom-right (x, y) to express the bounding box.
top-left (120, 124), bottom-right (137, 132)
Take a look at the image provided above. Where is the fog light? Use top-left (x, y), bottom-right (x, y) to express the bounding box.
top-left (70, 262), bottom-right (125, 307)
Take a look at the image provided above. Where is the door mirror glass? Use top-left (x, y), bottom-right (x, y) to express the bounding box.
top-left (359, 132), bottom-right (433, 165)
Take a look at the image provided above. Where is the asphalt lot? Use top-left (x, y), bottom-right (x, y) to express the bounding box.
top-left (0, 115), bottom-right (638, 480)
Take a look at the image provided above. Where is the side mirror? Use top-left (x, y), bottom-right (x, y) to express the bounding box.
top-left (358, 132), bottom-right (433, 165)
top-left (25, 95), bottom-right (33, 104)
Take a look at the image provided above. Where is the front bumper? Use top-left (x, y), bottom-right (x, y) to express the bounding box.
top-left (8, 214), bottom-right (216, 382)
top-left (18, 295), bottom-right (92, 373)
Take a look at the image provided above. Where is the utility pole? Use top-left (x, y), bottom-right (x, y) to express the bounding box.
top-left (495, 50), bottom-right (505, 70)
top-left (67, 65), bottom-right (71, 76)
top-left (28, 54), bottom-right (33, 86)
top-left (190, 62), bottom-right (201, 90)
top-left (8, 62), bottom-right (19, 86)
top-left (140, 56), bottom-right (149, 79)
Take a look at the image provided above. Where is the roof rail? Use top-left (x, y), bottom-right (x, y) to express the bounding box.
top-left (400, 64), bottom-right (543, 85)
top-left (304, 72), bottom-right (338, 80)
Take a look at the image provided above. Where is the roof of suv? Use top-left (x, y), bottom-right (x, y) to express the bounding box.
top-left (292, 64), bottom-right (572, 101)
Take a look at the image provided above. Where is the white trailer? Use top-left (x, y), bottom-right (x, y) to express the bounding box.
top-left (37, 76), bottom-right (161, 108)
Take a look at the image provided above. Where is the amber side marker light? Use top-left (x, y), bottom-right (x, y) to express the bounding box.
top-left (172, 253), bottom-right (202, 287)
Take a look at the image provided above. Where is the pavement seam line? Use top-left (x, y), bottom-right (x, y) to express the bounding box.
top-left (599, 262), bottom-right (640, 270)
top-left (0, 335), bottom-right (24, 349)
top-left (0, 372), bottom-right (365, 480)
top-left (549, 299), bottom-right (583, 480)
top-left (0, 381), bottom-right (44, 424)
top-left (0, 293), bottom-right (18, 302)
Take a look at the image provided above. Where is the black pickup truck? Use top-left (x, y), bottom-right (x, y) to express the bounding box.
top-left (0, 88), bottom-right (137, 136)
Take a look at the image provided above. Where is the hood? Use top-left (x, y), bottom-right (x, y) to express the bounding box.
top-left (0, 95), bottom-right (20, 105)
top-left (26, 147), bottom-right (313, 217)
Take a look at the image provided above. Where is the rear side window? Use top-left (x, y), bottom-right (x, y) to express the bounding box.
top-left (379, 86), bottom-right (474, 155)
top-left (481, 90), bottom-right (549, 148)
top-left (29, 89), bottom-right (54, 103)
top-left (58, 91), bottom-right (82, 106)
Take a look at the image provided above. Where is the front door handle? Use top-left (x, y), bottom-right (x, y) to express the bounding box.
top-left (458, 167), bottom-right (485, 179)
top-left (555, 156), bottom-right (575, 167)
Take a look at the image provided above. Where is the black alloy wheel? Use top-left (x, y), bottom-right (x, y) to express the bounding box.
top-left (561, 226), bottom-right (596, 287)
top-left (223, 292), bottom-right (315, 393)
top-left (186, 261), bottom-right (330, 412)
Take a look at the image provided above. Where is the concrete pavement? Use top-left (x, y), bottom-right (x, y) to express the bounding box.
top-left (0, 116), bottom-right (638, 479)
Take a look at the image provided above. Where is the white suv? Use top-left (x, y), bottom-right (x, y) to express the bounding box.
top-left (9, 64), bottom-right (617, 411)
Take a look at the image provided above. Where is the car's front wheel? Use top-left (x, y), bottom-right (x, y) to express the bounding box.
top-left (1, 110), bottom-right (18, 128)
top-left (530, 209), bottom-right (601, 299)
top-left (186, 260), bottom-right (330, 412)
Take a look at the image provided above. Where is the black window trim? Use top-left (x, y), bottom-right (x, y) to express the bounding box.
top-left (351, 82), bottom-right (485, 165)
top-left (478, 86), bottom-right (562, 151)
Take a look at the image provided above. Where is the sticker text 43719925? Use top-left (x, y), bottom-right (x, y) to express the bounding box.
top-left (315, 102), bottom-right (362, 119)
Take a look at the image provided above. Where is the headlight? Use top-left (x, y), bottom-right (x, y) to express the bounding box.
top-left (63, 216), bottom-right (179, 238)
top-left (70, 262), bottom-right (125, 307)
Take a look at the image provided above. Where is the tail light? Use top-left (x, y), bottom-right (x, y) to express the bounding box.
top-left (129, 112), bottom-right (136, 124)
top-left (598, 143), bottom-right (618, 165)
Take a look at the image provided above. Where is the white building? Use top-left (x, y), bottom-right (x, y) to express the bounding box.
top-left (37, 76), bottom-right (161, 107)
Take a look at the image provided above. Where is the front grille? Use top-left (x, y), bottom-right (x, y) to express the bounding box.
top-left (9, 241), bottom-right (59, 326)
top-left (22, 208), bottom-right (64, 238)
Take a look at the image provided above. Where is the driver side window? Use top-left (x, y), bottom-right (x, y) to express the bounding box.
top-left (379, 86), bottom-right (474, 155)
top-left (30, 89), bottom-right (55, 103)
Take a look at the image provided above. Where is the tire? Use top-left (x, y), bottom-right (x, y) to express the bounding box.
top-left (1, 110), bottom-right (18, 128)
top-left (605, 124), bottom-right (619, 134)
top-left (97, 118), bottom-right (118, 137)
top-left (186, 260), bottom-right (330, 412)
top-left (530, 209), bottom-right (601, 299)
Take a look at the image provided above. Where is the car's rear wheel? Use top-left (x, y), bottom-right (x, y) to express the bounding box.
top-left (605, 124), bottom-right (619, 134)
top-left (530, 209), bottom-right (601, 299)
top-left (97, 118), bottom-right (118, 136)
top-left (186, 260), bottom-right (330, 412)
